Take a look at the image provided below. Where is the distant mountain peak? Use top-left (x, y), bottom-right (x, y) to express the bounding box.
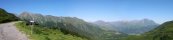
top-left (93, 18), bottom-right (159, 34)
top-left (141, 18), bottom-right (153, 22)
top-left (95, 20), bottom-right (106, 23)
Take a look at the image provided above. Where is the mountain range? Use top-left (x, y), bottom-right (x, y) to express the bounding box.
top-left (1, 8), bottom-right (173, 40)
top-left (93, 19), bottom-right (159, 34)
top-left (121, 20), bottom-right (173, 40)
top-left (18, 12), bottom-right (127, 40)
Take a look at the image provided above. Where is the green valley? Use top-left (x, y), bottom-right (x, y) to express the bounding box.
top-left (120, 21), bottom-right (173, 40)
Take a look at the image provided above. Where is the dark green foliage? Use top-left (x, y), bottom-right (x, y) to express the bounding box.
top-left (120, 21), bottom-right (173, 40)
top-left (19, 12), bottom-right (127, 40)
top-left (0, 8), bottom-right (18, 23)
top-left (147, 21), bottom-right (173, 40)
top-left (15, 21), bottom-right (87, 40)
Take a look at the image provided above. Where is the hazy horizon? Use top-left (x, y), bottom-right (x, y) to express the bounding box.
top-left (1, 0), bottom-right (173, 24)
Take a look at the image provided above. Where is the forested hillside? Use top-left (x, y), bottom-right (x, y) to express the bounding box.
top-left (2, 8), bottom-right (172, 40)
top-left (15, 21), bottom-right (87, 40)
top-left (120, 20), bottom-right (173, 40)
top-left (146, 20), bottom-right (173, 40)
top-left (18, 12), bottom-right (127, 40)
top-left (0, 8), bottom-right (18, 23)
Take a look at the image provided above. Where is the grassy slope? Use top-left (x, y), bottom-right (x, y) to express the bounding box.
top-left (0, 8), bottom-right (18, 23)
top-left (120, 21), bottom-right (173, 40)
top-left (15, 21), bottom-right (87, 40)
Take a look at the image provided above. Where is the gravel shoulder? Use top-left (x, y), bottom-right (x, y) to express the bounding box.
top-left (0, 22), bottom-right (28, 40)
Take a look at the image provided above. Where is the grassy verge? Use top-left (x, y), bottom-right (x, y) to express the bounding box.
top-left (15, 21), bottom-right (87, 40)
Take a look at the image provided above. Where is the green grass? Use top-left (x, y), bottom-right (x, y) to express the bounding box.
top-left (15, 21), bottom-right (87, 40)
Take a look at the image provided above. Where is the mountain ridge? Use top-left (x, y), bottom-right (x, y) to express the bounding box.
top-left (18, 12), bottom-right (127, 40)
top-left (93, 19), bottom-right (159, 34)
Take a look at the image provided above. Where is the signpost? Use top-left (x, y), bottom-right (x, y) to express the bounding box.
top-left (30, 20), bottom-right (35, 35)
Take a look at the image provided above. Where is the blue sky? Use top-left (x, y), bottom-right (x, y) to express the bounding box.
top-left (0, 0), bottom-right (173, 24)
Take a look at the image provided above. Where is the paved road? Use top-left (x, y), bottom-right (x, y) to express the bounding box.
top-left (0, 22), bottom-right (28, 40)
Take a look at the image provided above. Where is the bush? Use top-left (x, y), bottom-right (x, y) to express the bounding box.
top-left (0, 8), bottom-right (18, 23)
top-left (15, 21), bottom-right (87, 40)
